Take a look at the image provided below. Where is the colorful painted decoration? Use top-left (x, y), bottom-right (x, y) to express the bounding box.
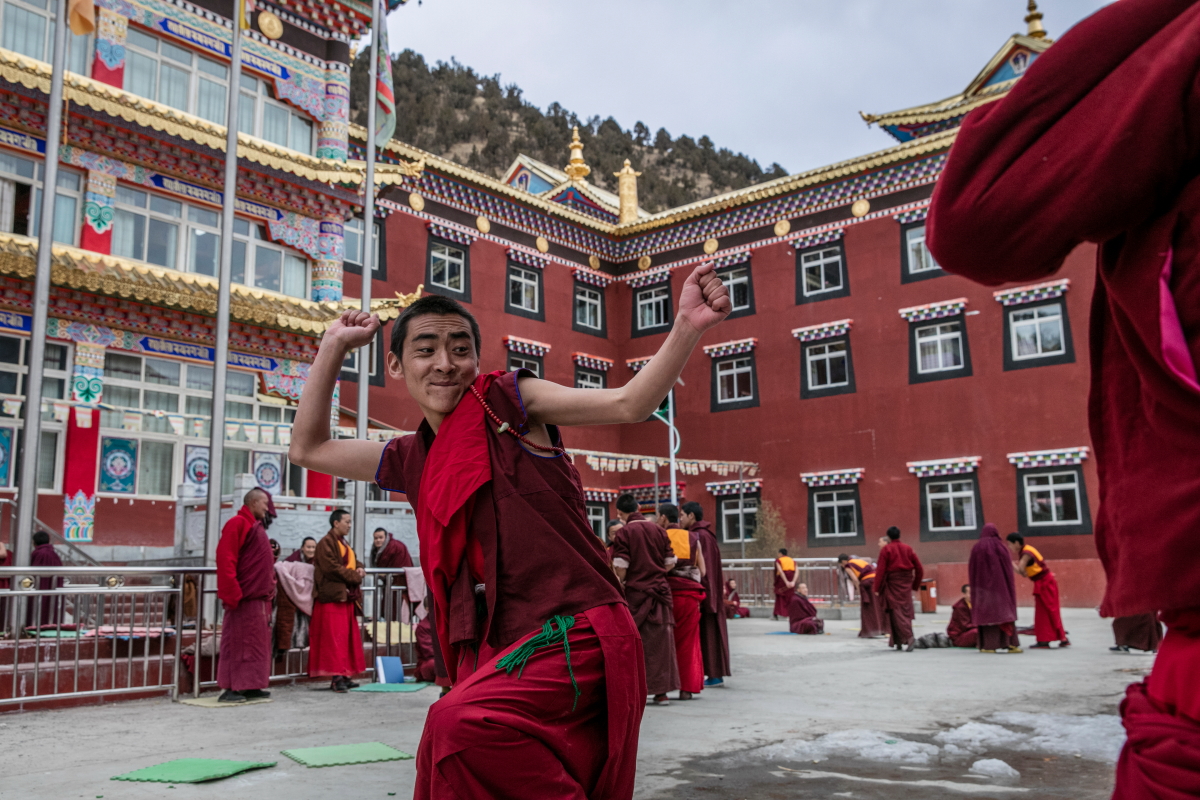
top-left (993, 279), bottom-right (1071, 307)
top-left (503, 335), bottom-right (551, 357)
top-left (99, 437), bottom-right (138, 494)
top-left (702, 338), bottom-right (758, 359)
top-left (63, 491), bottom-right (96, 542)
top-left (0, 427), bottom-right (11, 487)
top-left (705, 479), bottom-right (763, 497)
top-left (253, 452), bottom-right (283, 494)
top-left (792, 319), bottom-right (853, 342)
top-left (184, 445), bottom-right (209, 488)
top-left (898, 298), bottom-right (969, 323)
top-left (1006, 447), bottom-right (1090, 468)
top-left (906, 457), bottom-right (982, 477)
top-left (800, 468), bottom-right (864, 487)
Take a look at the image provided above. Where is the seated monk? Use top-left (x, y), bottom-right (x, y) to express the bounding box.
top-left (788, 583), bottom-right (824, 635)
top-left (948, 584), bottom-right (979, 648)
top-left (725, 579), bottom-right (749, 619)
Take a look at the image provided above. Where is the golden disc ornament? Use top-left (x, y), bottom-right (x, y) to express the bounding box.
top-left (476, 215), bottom-right (491, 234)
top-left (535, 236), bottom-right (550, 253)
top-left (258, 10), bottom-right (284, 39)
top-left (851, 199), bottom-right (871, 218)
top-left (588, 255), bottom-right (601, 269)
top-left (774, 219), bottom-right (791, 237)
top-left (637, 255), bottom-right (652, 270)
top-left (408, 192), bottom-right (425, 212)
top-left (703, 238), bottom-right (719, 255)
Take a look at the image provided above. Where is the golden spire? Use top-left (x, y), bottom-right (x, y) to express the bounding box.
top-left (1025, 0), bottom-right (1047, 39)
top-left (614, 159), bottom-right (642, 225)
top-left (563, 126), bottom-right (591, 182)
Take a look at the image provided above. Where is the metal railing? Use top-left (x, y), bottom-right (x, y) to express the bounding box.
top-left (0, 565), bottom-right (417, 708)
top-left (721, 558), bottom-right (846, 607)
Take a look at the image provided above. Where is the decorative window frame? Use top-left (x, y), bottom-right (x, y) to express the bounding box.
top-left (705, 339), bottom-right (759, 412)
top-left (585, 502), bottom-right (609, 539)
top-left (713, 252), bottom-right (755, 319)
top-left (342, 214), bottom-right (387, 280)
top-left (504, 335), bottom-right (550, 378)
top-left (718, 491), bottom-right (759, 543)
top-left (908, 457), bottom-right (984, 542)
top-left (802, 469), bottom-right (865, 547)
top-left (901, 301), bottom-right (972, 385)
top-left (795, 239), bottom-right (850, 305)
top-left (425, 226), bottom-right (472, 302)
top-left (632, 279), bottom-right (673, 338)
top-left (572, 281), bottom-right (607, 338)
top-left (340, 328), bottom-right (386, 388)
top-left (573, 353), bottom-right (611, 389)
top-left (996, 283), bottom-right (1075, 371)
top-left (505, 260), bottom-right (545, 322)
top-left (794, 321), bottom-right (855, 400)
top-left (1009, 447), bottom-right (1093, 536)
top-left (626, 356), bottom-right (652, 373)
top-left (898, 212), bottom-right (947, 283)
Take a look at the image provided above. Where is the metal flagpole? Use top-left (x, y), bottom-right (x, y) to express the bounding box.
top-left (738, 463), bottom-right (745, 560)
top-left (352, 0), bottom-right (381, 559)
top-left (667, 389), bottom-right (678, 505)
top-left (14, 0), bottom-right (70, 567)
top-left (203, 3), bottom-right (246, 566)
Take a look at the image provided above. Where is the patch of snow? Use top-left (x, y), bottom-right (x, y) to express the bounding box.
top-left (741, 729), bottom-right (940, 766)
top-left (936, 722), bottom-right (1024, 755)
top-left (969, 758), bottom-right (1021, 781)
top-left (986, 712), bottom-right (1125, 763)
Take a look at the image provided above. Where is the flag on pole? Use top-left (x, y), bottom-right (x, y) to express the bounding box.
top-left (373, 0), bottom-right (397, 146)
top-left (68, 0), bottom-right (95, 34)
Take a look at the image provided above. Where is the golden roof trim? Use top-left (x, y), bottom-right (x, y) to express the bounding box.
top-left (0, 232), bottom-right (420, 335)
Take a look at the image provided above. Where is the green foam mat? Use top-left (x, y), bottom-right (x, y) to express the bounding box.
top-left (351, 682), bottom-right (432, 693)
top-left (281, 742), bottom-right (413, 768)
top-left (111, 758), bottom-right (276, 783)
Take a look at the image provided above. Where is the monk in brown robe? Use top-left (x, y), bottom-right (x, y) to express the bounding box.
top-left (310, 509), bottom-right (366, 693)
top-left (875, 527), bottom-right (923, 652)
top-left (682, 501), bottom-right (730, 687)
top-left (788, 583), bottom-right (825, 635)
top-left (947, 585), bottom-right (978, 648)
top-left (1112, 614), bottom-right (1163, 654)
top-left (612, 493), bottom-right (680, 706)
top-left (216, 488), bottom-right (275, 703)
top-left (659, 502), bottom-right (706, 700)
top-left (838, 554), bottom-right (884, 638)
top-left (288, 263), bottom-right (730, 799)
top-left (773, 549), bottom-right (797, 620)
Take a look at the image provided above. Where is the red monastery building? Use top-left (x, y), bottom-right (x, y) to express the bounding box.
top-left (0, 2), bottom-right (1102, 600)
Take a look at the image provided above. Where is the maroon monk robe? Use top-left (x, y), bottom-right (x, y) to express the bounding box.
top-left (610, 513), bottom-right (679, 697)
top-left (875, 540), bottom-right (923, 648)
top-left (27, 542), bottom-right (64, 627)
top-left (371, 532), bottom-right (414, 569)
top-left (376, 371), bottom-right (642, 800)
top-left (1114, 613), bottom-right (1163, 653)
top-left (216, 505), bottom-right (276, 692)
top-left (947, 597), bottom-right (978, 649)
top-left (414, 615), bottom-right (437, 683)
top-left (968, 525), bottom-right (1019, 651)
top-left (309, 532), bottom-right (365, 678)
top-left (788, 593), bottom-right (824, 635)
top-left (693, 521), bottom-right (731, 679)
top-left (666, 527), bottom-right (704, 694)
top-left (724, 581), bottom-right (749, 619)
top-left (846, 560), bottom-right (884, 638)
top-left (773, 558), bottom-right (796, 618)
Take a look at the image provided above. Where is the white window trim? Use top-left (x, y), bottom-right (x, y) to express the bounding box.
top-left (124, 27), bottom-right (228, 125)
top-left (239, 75), bottom-right (315, 155)
top-left (0, 334), bottom-right (70, 493)
top-left (926, 479), bottom-right (978, 531)
top-left (915, 321), bottom-right (964, 374)
top-left (719, 265), bottom-right (752, 310)
top-left (575, 370), bottom-right (603, 389)
top-left (801, 246), bottom-right (844, 296)
top-left (716, 356), bottom-right (754, 404)
top-left (574, 285), bottom-right (602, 330)
top-left (636, 285), bottom-right (670, 330)
top-left (1010, 304), bottom-right (1065, 361)
top-left (1, 0), bottom-right (92, 73)
top-left (806, 341), bottom-right (849, 389)
top-left (906, 225), bottom-right (940, 274)
top-left (509, 355), bottom-right (540, 377)
top-left (720, 495), bottom-right (757, 543)
top-left (430, 241), bottom-right (466, 293)
top-left (508, 265), bottom-right (540, 313)
top-left (585, 504), bottom-right (606, 538)
top-left (1023, 470), bottom-right (1083, 526)
top-left (343, 216), bottom-right (383, 274)
top-left (813, 489), bottom-right (858, 538)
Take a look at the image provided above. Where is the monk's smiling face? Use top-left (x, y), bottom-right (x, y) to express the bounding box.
top-left (387, 314), bottom-right (480, 431)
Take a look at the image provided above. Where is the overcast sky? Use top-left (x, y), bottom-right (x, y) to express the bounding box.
top-left (382, 0), bottom-right (1112, 174)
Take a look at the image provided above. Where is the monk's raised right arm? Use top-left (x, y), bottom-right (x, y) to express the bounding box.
top-left (289, 310), bottom-right (385, 482)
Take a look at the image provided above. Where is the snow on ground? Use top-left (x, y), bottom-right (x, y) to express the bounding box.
top-left (731, 712), bottom-right (1124, 770)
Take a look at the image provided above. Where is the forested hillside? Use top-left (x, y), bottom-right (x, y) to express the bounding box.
top-left (349, 50), bottom-right (788, 214)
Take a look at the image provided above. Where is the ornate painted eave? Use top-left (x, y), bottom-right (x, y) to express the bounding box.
top-left (0, 48), bottom-right (422, 187)
top-left (0, 232), bottom-right (412, 334)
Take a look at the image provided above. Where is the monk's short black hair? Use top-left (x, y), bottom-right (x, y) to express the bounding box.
top-left (778, 548), bottom-right (788, 556)
top-left (374, 527), bottom-right (389, 534)
top-left (837, 553), bottom-right (850, 562)
top-left (962, 583), bottom-right (970, 593)
top-left (390, 294), bottom-right (482, 360)
top-left (615, 493), bottom-right (638, 513)
top-left (1006, 533), bottom-right (1025, 545)
top-left (886, 526), bottom-right (901, 540)
top-left (32, 530), bottom-right (50, 546)
top-left (329, 508), bottom-right (350, 526)
top-left (302, 537), bottom-right (316, 545)
top-left (657, 503), bottom-right (678, 523)
top-left (680, 501), bottom-right (703, 521)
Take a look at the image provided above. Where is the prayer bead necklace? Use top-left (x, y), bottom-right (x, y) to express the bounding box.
top-left (469, 385), bottom-right (572, 460)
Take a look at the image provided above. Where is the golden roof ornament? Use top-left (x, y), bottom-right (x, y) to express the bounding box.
top-left (1025, 0), bottom-right (1047, 39)
top-left (563, 126), bottom-right (591, 182)
top-left (614, 159), bottom-right (641, 225)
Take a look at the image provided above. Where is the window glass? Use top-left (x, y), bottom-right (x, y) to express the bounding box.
top-left (509, 355), bottom-right (539, 377)
top-left (138, 441), bottom-right (174, 496)
top-left (927, 480), bottom-right (977, 530)
top-left (104, 353), bottom-right (143, 381)
top-left (916, 322), bottom-right (963, 373)
top-left (716, 357), bottom-right (753, 403)
top-left (814, 490), bottom-right (857, 537)
top-left (802, 247), bottom-right (843, 296)
top-left (226, 370), bottom-right (257, 397)
top-left (576, 371), bottom-right (603, 389)
top-left (2, 2), bottom-right (48, 61)
top-left (508, 266), bottom-right (539, 312)
top-left (44, 343), bottom-right (68, 371)
top-left (637, 286), bottom-right (670, 329)
top-left (807, 341), bottom-right (848, 388)
top-left (906, 225), bottom-right (940, 274)
top-left (1011, 304), bottom-right (1065, 359)
top-left (720, 266), bottom-right (751, 310)
top-left (574, 285), bottom-right (602, 329)
top-left (1025, 471), bottom-right (1082, 525)
top-left (0, 336), bottom-right (22, 364)
top-left (721, 496), bottom-right (757, 542)
top-left (430, 242), bottom-right (464, 291)
top-left (37, 430), bottom-right (57, 490)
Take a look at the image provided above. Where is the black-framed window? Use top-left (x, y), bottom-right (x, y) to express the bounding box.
top-left (340, 328), bottom-right (386, 387)
top-left (505, 262), bottom-right (544, 321)
top-left (1003, 299), bottom-right (1075, 371)
top-left (342, 215), bottom-right (386, 280)
top-left (710, 352), bottom-right (759, 412)
top-left (1016, 465), bottom-right (1093, 536)
top-left (507, 352), bottom-right (543, 377)
top-left (801, 336), bottom-right (856, 399)
top-left (719, 493), bottom-right (758, 543)
top-left (919, 474), bottom-right (983, 542)
top-left (632, 281), bottom-right (672, 337)
top-left (796, 242), bottom-right (850, 304)
top-left (806, 484), bottom-right (865, 547)
top-left (900, 222), bottom-right (948, 283)
top-left (575, 367), bottom-right (606, 389)
top-left (586, 503), bottom-right (608, 538)
top-left (573, 282), bottom-right (607, 337)
top-left (717, 261), bottom-right (755, 319)
top-left (909, 314), bottom-right (972, 384)
top-left (425, 236), bottom-right (471, 302)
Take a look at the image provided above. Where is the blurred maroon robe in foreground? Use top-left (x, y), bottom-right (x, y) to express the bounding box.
top-left (968, 526), bottom-right (1019, 651)
top-left (216, 505), bottom-right (275, 691)
top-left (875, 538), bottom-right (923, 648)
top-left (1113, 614), bottom-right (1163, 653)
top-left (788, 593), bottom-right (824, 635)
top-left (693, 520), bottom-right (730, 680)
top-left (927, 0), bottom-right (1200, 790)
top-left (947, 597), bottom-right (978, 648)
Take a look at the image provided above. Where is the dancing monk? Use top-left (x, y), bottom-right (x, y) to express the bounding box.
top-left (215, 488), bottom-right (275, 703)
top-left (1006, 534), bottom-right (1069, 649)
top-left (682, 501), bottom-right (731, 687)
top-left (874, 527), bottom-right (923, 651)
top-left (289, 263), bottom-right (730, 799)
top-left (928, 1), bottom-right (1200, 790)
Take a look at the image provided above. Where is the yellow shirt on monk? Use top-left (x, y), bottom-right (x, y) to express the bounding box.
top-left (1021, 544), bottom-right (1046, 579)
top-left (338, 538), bottom-right (357, 570)
top-left (777, 555), bottom-right (795, 573)
top-left (666, 528), bottom-right (691, 560)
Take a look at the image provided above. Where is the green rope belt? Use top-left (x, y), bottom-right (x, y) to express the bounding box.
top-left (494, 615), bottom-right (581, 711)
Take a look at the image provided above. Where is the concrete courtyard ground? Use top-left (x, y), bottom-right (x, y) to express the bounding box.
top-left (0, 607), bottom-right (1139, 799)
